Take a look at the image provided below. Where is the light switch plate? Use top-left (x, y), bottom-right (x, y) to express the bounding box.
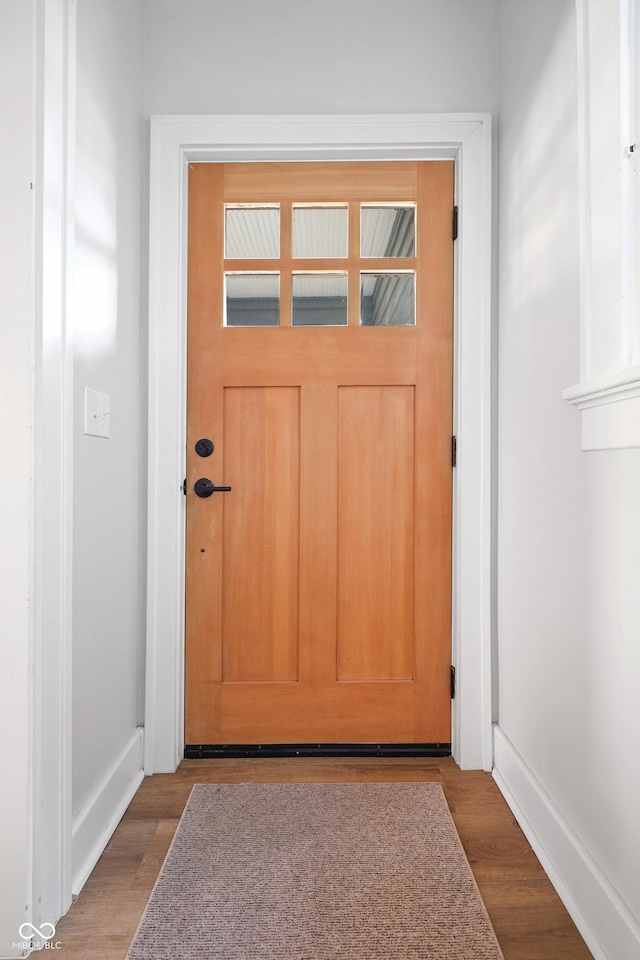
top-left (83, 387), bottom-right (110, 438)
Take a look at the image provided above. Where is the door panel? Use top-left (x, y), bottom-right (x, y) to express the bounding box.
top-left (221, 386), bottom-right (300, 683)
top-left (337, 385), bottom-right (415, 682)
top-left (185, 160), bottom-right (454, 745)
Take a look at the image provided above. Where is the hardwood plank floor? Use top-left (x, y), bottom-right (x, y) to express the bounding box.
top-left (53, 758), bottom-right (594, 958)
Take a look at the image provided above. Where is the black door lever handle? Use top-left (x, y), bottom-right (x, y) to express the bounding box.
top-left (194, 478), bottom-right (232, 498)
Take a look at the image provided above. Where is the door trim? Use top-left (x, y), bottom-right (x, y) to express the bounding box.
top-left (145, 113), bottom-right (493, 773)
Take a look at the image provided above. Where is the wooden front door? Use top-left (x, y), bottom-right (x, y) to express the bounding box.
top-left (185, 161), bottom-right (454, 745)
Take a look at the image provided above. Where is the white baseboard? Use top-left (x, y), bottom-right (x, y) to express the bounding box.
top-left (493, 725), bottom-right (640, 960)
top-left (71, 727), bottom-right (145, 895)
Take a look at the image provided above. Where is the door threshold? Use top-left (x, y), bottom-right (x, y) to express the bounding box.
top-left (184, 743), bottom-right (451, 759)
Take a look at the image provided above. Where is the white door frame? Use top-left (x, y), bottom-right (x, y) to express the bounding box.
top-left (145, 113), bottom-right (493, 774)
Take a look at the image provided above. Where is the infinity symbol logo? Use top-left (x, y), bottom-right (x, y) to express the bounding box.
top-left (19, 922), bottom-right (56, 941)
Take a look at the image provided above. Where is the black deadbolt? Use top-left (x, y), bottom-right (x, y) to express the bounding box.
top-left (195, 438), bottom-right (214, 457)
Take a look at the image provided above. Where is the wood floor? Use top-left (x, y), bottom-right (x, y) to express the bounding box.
top-left (54, 758), bottom-right (594, 959)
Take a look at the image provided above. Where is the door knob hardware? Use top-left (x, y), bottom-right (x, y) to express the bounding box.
top-left (195, 438), bottom-right (214, 457)
top-left (194, 477), bottom-right (232, 498)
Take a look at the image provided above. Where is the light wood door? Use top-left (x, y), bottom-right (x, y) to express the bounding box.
top-left (185, 161), bottom-right (454, 744)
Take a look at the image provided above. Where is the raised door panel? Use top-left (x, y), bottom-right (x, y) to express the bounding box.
top-left (337, 386), bottom-right (415, 682)
top-left (221, 386), bottom-right (300, 683)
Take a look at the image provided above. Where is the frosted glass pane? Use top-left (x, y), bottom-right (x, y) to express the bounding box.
top-left (225, 206), bottom-right (280, 259)
top-left (292, 273), bottom-right (348, 326)
top-left (360, 273), bottom-right (415, 326)
top-left (292, 206), bottom-right (348, 258)
top-left (361, 206), bottom-right (415, 258)
top-left (225, 273), bottom-right (279, 327)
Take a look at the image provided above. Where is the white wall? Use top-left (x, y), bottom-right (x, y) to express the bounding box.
top-left (0, 3), bottom-right (35, 954)
top-left (0, 0), bottom-right (147, 941)
top-left (71, 0), bottom-right (146, 886)
top-left (496, 0), bottom-right (640, 955)
top-left (143, 0), bottom-right (497, 116)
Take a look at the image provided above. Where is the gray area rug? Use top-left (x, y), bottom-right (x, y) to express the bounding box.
top-left (127, 782), bottom-right (504, 959)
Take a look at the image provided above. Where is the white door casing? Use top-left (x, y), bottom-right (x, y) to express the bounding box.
top-left (145, 113), bottom-right (493, 773)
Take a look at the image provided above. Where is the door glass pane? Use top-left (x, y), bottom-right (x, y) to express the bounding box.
top-left (292, 205), bottom-right (348, 258)
top-left (361, 205), bottom-right (416, 258)
top-left (225, 273), bottom-right (280, 327)
top-left (225, 206), bottom-right (280, 259)
top-left (292, 273), bottom-right (348, 326)
top-left (360, 273), bottom-right (415, 326)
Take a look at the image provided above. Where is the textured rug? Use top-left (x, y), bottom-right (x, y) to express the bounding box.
top-left (127, 782), bottom-right (504, 959)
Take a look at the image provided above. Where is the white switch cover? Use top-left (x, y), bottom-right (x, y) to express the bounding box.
top-left (84, 387), bottom-right (110, 438)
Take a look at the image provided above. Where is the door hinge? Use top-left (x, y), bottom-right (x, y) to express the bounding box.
top-left (451, 435), bottom-right (457, 468)
top-left (182, 478), bottom-right (187, 496)
top-left (452, 205), bottom-right (458, 241)
top-left (450, 665), bottom-right (456, 700)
